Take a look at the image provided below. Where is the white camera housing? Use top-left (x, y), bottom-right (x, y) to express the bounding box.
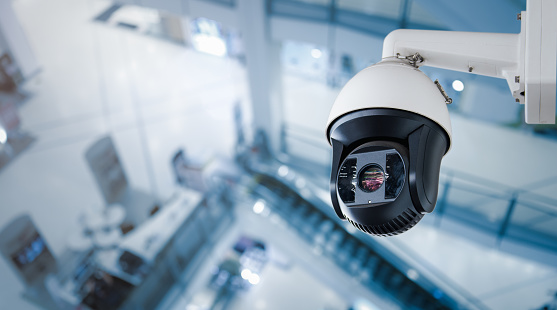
top-left (327, 59), bottom-right (452, 145)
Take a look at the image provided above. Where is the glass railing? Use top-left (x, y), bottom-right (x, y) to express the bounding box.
top-left (506, 198), bottom-right (557, 251)
top-left (436, 172), bottom-right (515, 232)
top-left (437, 170), bottom-right (557, 252)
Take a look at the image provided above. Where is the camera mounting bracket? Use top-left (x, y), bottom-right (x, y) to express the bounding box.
top-left (382, 0), bottom-right (557, 124)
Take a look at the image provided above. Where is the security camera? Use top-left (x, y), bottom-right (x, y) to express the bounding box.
top-left (326, 0), bottom-right (557, 236)
top-left (326, 58), bottom-right (451, 236)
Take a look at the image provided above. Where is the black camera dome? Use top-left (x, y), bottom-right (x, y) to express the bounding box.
top-left (328, 109), bottom-right (450, 236)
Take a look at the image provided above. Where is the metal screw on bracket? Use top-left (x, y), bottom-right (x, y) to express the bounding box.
top-left (517, 13), bottom-right (522, 20)
top-left (434, 79), bottom-right (453, 104)
top-left (406, 53), bottom-right (424, 65)
top-left (515, 76), bottom-right (520, 83)
top-left (468, 66), bottom-right (474, 73)
top-left (396, 52), bottom-right (424, 67)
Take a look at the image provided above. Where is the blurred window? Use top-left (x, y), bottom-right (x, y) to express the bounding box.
top-left (336, 0), bottom-right (402, 19)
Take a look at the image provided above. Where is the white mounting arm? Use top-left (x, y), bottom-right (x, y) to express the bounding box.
top-left (383, 30), bottom-right (523, 102)
top-left (381, 0), bottom-right (556, 124)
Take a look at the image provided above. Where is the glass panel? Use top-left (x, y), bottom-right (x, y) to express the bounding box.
top-left (510, 201), bottom-right (557, 239)
top-left (280, 41), bottom-right (339, 173)
top-left (281, 41), bottom-right (330, 83)
top-left (466, 198), bottom-right (510, 224)
top-left (287, 0), bottom-right (332, 5)
top-left (201, 0), bottom-right (236, 6)
top-left (509, 203), bottom-right (551, 226)
top-left (270, 0), bottom-right (332, 21)
top-left (336, 0), bottom-right (402, 19)
top-left (443, 183), bottom-right (510, 230)
top-left (407, 1), bottom-right (446, 28)
top-left (530, 218), bottom-right (557, 238)
top-left (334, 9), bottom-right (399, 36)
top-left (283, 129), bottom-right (330, 167)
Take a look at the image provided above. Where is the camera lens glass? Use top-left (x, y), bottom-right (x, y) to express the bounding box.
top-left (358, 164), bottom-right (384, 192)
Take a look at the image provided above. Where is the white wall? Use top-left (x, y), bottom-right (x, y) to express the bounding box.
top-left (0, 0), bottom-right (40, 78)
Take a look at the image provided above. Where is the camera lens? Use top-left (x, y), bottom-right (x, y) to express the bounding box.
top-left (358, 165), bottom-right (384, 192)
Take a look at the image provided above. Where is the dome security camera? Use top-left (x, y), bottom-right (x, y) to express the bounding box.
top-left (326, 0), bottom-right (557, 236)
top-left (326, 59), bottom-right (451, 236)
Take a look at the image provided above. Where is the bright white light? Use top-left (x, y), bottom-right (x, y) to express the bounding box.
top-left (0, 128), bottom-right (6, 144)
top-left (241, 268), bottom-right (251, 280)
top-left (406, 269), bottom-right (419, 281)
top-left (248, 273), bottom-right (260, 285)
top-left (192, 34), bottom-right (227, 57)
top-left (253, 201), bottom-right (265, 214)
top-left (452, 80), bottom-right (464, 92)
top-left (242, 268), bottom-right (261, 285)
top-left (352, 298), bottom-right (379, 310)
top-left (277, 165), bottom-right (289, 177)
top-left (311, 48), bottom-right (322, 59)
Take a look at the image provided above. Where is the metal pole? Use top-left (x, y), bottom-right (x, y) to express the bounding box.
top-left (497, 193), bottom-right (518, 245)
